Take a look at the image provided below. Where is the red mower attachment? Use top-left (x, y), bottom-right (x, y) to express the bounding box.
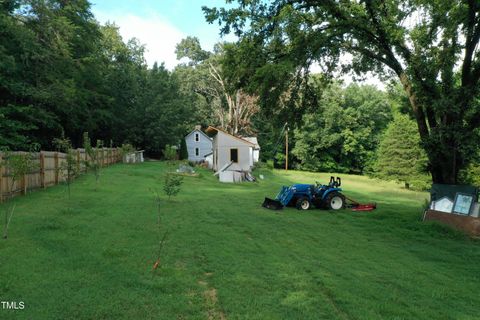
top-left (345, 195), bottom-right (377, 212)
top-left (351, 203), bottom-right (377, 211)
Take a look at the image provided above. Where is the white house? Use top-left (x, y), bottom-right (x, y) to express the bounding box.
top-left (185, 126), bottom-right (213, 162)
top-left (205, 126), bottom-right (260, 182)
top-left (243, 137), bottom-right (260, 163)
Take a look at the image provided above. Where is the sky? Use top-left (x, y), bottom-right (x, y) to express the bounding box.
top-left (91, 0), bottom-right (383, 88)
top-left (91, 0), bottom-right (234, 69)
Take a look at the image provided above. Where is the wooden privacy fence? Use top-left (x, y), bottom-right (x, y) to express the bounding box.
top-left (0, 148), bottom-right (121, 202)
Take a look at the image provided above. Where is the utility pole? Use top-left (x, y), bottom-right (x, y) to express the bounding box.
top-left (285, 126), bottom-right (289, 171)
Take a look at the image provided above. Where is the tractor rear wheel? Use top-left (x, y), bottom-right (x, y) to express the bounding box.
top-left (325, 193), bottom-right (345, 210)
top-left (296, 197), bottom-right (311, 210)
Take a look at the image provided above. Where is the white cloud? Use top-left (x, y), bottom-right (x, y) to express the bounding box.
top-left (94, 12), bottom-right (185, 69)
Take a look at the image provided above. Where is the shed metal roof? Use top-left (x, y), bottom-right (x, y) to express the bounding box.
top-left (205, 126), bottom-right (256, 146)
top-left (243, 137), bottom-right (260, 149)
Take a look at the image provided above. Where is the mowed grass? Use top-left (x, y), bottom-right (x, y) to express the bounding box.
top-left (0, 161), bottom-right (479, 320)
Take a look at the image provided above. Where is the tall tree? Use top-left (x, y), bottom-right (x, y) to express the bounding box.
top-left (98, 23), bottom-right (148, 146)
top-left (375, 114), bottom-right (430, 189)
top-left (175, 37), bottom-right (259, 136)
top-left (139, 63), bottom-right (194, 154)
top-left (293, 83), bottom-right (392, 173)
top-left (0, 0), bottom-right (62, 149)
top-left (0, 1), bottom-right (195, 155)
top-left (204, 0), bottom-right (480, 184)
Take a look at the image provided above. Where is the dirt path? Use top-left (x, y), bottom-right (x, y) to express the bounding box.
top-left (198, 273), bottom-right (226, 320)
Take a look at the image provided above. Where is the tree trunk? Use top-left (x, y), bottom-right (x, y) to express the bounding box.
top-left (428, 153), bottom-right (459, 185)
top-left (399, 72), bottom-right (461, 185)
top-left (398, 73), bottom-right (429, 140)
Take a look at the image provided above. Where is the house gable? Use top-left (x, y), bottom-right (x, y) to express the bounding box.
top-left (185, 129), bottom-right (213, 161)
top-left (185, 129), bottom-right (212, 142)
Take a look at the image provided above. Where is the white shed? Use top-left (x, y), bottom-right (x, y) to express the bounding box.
top-left (243, 137), bottom-right (260, 163)
top-left (123, 150), bottom-right (145, 163)
top-left (185, 126), bottom-right (213, 162)
top-left (205, 126), bottom-right (258, 182)
top-left (204, 152), bottom-right (214, 169)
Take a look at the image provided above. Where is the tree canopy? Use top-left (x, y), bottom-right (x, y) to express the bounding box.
top-left (204, 0), bottom-right (480, 184)
top-left (175, 37), bottom-right (260, 136)
top-left (293, 83), bottom-right (392, 173)
top-left (0, 0), bottom-right (194, 154)
top-left (374, 114), bottom-right (430, 189)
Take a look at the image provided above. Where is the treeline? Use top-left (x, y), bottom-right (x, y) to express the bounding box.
top-left (273, 81), bottom-right (432, 190)
top-left (0, 0), bottom-right (195, 154)
top-left (1, 1), bottom-right (477, 189)
top-left (173, 36), bottom-right (434, 188)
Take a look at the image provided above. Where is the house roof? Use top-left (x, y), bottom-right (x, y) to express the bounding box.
top-left (205, 126), bottom-right (256, 146)
top-left (185, 128), bottom-right (212, 141)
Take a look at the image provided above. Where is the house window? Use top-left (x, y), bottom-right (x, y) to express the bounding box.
top-left (230, 148), bottom-right (238, 163)
top-left (195, 148), bottom-right (199, 157)
top-left (195, 133), bottom-right (199, 142)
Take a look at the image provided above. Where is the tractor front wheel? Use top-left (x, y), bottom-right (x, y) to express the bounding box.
top-left (296, 197), bottom-right (311, 210)
top-left (326, 193), bottom-right (345, 210)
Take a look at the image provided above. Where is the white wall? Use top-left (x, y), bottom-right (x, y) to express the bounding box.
top-left (253, 149), bottom-right (260, 163)
top-left (214, 131), bottom-right (253, 172)
top-left (186, 130), bottom-right (212, 162)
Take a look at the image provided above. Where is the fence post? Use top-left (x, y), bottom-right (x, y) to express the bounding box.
top-left (76, 149), bottom-right (81, 173)
top-left (83, 150), bottom-right (87, 173)
top-left (21, 173), bottom-right (26, 195)
top-left (54, 152), bottom-right (59, 185)
top-left (40, 152), bottom-right (45, 188)
top-left (0, 154), bottom-right (3, 203)
top-left (21, 152), bottom-right (27, 195)
top-left (95, 148), bottom-right (99, 168)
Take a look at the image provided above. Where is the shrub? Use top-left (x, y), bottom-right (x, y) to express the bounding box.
top-left (120, 143), bottom-right (135, 157)
top-left (1, 150), bottom-right (37, 239)
top-left (266, 160), bottom-right (274, 170)
top-left (274, 152), bottom-right (286, 168)
top-left (2, 152), bottom-right (37, 195)
top-left (83, 132), bottom-right (103, 191)
top-left (53, 136), bottom-right (78, 198)
top-left (179, 138), bottom-right (188, 160)
top-left (163, 145), bottom-right (177, 161)
top-left (459, 163), bottom-right (480, 187)
top-left (163, 173), bottom-right (183, 199)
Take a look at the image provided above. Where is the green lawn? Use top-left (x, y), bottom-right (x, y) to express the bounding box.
top-left (0, 162), bottom-right (479, 319)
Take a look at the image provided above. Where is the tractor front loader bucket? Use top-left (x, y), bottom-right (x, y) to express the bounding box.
top-left (262, 197), bottom-right (284, 210)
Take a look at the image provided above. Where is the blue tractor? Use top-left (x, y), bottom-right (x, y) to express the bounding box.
top-left (262, 176), bottom-right (345, 210)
